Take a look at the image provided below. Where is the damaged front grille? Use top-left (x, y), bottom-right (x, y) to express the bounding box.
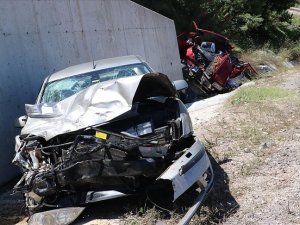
top-left (61, 120), bottom-right (178, 164)
top-left (13, 112), bottom-right (185, 212)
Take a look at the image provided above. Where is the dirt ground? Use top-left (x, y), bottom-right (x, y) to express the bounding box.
top-left (191, 69), bottom-right (300, 225)
top-left (1, 69), bottom-right (299, 225)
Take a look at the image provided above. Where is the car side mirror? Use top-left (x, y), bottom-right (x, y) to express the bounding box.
top-left (173, 80), bottom-right (188, 91)
top-left (15, 115), bottom-right (27, 128)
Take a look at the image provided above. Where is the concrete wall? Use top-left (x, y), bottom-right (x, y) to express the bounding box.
top-left (0, 0), bottom-right (182, 185)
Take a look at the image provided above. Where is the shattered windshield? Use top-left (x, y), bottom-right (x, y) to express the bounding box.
top-left (41, 63), bottom-right (151, 103)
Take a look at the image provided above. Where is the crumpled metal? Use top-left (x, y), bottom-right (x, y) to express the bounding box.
top-left (22, 75), bottom-right (143, 140)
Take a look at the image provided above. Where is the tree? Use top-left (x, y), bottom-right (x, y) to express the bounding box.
top-left (217, 0), bottom-right (298, 48)
top-left (132, 0), bottom-right (299, 49)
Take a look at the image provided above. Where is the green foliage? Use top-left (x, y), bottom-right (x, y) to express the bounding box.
top-left (230, 87), bottom-right (293, 105)
top-left (132, 0), bottom-right (300, 49)
top-left (293, 15), bottom-right (300, 26)
top-left (240, 49), bottom-right (287, 69)
top-left (290, 42), bottom-right (300, 60)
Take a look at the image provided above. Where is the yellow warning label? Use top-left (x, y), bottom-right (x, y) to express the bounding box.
top-left (95, 131), bottom-right (108, 140)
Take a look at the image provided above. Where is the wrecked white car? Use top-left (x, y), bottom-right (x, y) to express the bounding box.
top-left (13, 55), bottom-right (214, 224)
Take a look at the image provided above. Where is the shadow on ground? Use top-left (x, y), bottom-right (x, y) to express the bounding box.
top-left (0, 177), bottom-right (26, 225)
top-left (73, 195), bottom-right (149, 224)
top-left (0, 155), bottom-right (239, 225)
top-left (194, 153), bottom-right (239, 224)
top-left (73, 152), bottom-right (239, 225)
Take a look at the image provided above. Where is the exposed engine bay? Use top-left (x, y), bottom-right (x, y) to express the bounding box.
top-left (15, 97), bottom-right (191, 208)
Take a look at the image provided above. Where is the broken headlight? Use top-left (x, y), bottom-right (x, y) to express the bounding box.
top-left (28, 207), bottom-right (85, 225)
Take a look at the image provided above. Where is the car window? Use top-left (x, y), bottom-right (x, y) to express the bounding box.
top-left (41, 63), bottom-right (151, 103)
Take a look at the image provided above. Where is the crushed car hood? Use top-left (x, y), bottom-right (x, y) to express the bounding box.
top-left (21, 73), bottom-right (177, 141)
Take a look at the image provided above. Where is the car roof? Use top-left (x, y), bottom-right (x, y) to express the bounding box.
top-left (48, 55), bottom-right (144, 82)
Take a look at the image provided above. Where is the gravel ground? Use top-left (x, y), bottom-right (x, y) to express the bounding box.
top-left (222, 141), bottom-right (300, 225)
top-left (222, 71), bottom-right (300, 225)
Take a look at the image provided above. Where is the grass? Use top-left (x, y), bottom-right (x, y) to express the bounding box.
top-left (226, 85), bottom-right (298, 150)
top-left (240, 49), bottom-right (294, 71)
top-left (290, 42), bottom-right (300, 61)
top-left (292, 15), bottom-right (300, 26)
top-left (192, 67), bottom-right (300, 224)
top-left (124, 208), bottom-right (162, 225)
top-left (198, 80), bottom-right (300, 175)
top-left (230, 86), bottom-right (294, 105)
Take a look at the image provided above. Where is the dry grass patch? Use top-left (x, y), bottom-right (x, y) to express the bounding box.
top-left (124, 208), bottom-right (161, 225)
top-left (191, 80), bottom-right (300, 224)
top-left (198, 84), bottom-right (300, 177)
top-left (241, 50), bottom-right (288, 71)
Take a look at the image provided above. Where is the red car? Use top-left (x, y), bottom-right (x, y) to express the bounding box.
top-left (178, 21), bottom-right (256, 99)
